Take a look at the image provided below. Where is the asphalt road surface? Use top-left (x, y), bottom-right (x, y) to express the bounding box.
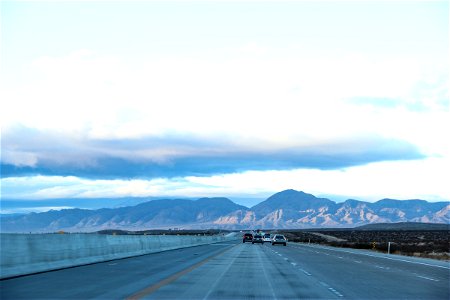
top-left (1, 241), bottom-right (449, 299)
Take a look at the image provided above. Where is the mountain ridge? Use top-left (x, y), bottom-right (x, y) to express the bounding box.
top-left (1, 190), bottom-right (448, 232)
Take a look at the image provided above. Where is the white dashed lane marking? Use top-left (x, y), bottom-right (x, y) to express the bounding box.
top-left (374, 265), bottom-right (390, 270)
top-left (416, 275), bottom-right (439, 282)
top-left (319, 282), bottom-right (343, 297)
top-left (299, 269), bottom-right (312, 276)
top-left (328, 287), bottom-right (344, 297)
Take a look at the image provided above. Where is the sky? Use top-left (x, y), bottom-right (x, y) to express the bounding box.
top-left (1, 0), bottom-right (449, 213)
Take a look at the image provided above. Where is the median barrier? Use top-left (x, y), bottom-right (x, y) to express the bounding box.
top-left (0, 233), bottom-right (238, 279)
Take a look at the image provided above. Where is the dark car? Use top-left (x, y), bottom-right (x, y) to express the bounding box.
top-left (272, 234), bottom-right (287, 246)
top-left (243, 233), bottom-right (253, 243)
top-left (252, 234), bottom-right (264, 244)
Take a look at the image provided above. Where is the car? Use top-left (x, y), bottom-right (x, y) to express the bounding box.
top-left (263, 233), bottom-right (271, 243)
top-left (242, 233), bottom-right (253, 243)
top-left (272, 234), bottom-right (287, 246)
top-left (252, 234), bottom-right (264, 244)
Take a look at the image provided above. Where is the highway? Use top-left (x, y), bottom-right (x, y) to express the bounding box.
top-left (1, 240), bottom-right (449, 299)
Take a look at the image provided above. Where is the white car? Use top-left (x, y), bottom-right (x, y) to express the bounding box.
top-left (271, 234), bottom-right (287, 246)
top-left (263, 233), bottom-right (271, 243)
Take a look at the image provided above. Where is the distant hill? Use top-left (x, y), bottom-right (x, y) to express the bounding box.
top-left (355, 222), bottom-right (450, 231)
top-left (0, 198), bottom-right (248, 233)
top-left (224, 190), bottom-right (449, 229)
top-left (1, 189), bottom-right (448, 232)
top-left (252, 189), bottom-right (336, 218)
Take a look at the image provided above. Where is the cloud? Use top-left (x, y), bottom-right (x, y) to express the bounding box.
top-left (1, 125), bottom-right (425, 178)
top-left (1, 46), bottom-right (447, 160)
top-left (1, 1), bottom-right (448, 206)
top-left (2, 47), bottom-right (447, 137)
top-left (2, 156), bottom-right (449, 203)
top-left (0, 207), bottom-right (75, 215)
top-left (183, 157), bottom-right (450, 202)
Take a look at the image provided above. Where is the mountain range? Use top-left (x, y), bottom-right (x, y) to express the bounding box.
top-left (1, 189), bottom-right (449, 232)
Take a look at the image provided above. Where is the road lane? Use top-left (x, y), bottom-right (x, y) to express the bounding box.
top-left (277, 243), bottom-right (450, 299)
top-left (0, 241), bottom-right (238, 299)
top-left (137, 242), bottom-right (449, 299)
top-left (1, 240), bottom-right (448, 299)
top-left (142, 242), bottom-right (336, 299)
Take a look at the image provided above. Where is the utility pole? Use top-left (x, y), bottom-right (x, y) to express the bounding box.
top-left (388, 242), bottom-right (391, 254)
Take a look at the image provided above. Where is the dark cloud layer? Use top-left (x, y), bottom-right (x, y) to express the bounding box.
top-left (2, 127), bottom-right (425, 179)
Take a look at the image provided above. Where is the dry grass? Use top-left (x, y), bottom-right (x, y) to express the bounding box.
top-left (280, 229), bottom-right (450, 261)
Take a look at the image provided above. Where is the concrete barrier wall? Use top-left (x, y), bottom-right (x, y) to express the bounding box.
top-left (0, 233), bottom-right (238, 279)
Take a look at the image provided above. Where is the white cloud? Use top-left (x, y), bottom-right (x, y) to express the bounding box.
top-left (184, 157), bottom-right (450, 201)
top-left (2, 48), bottom-right (448, 154)
top-left (2, 150), bottom-right (38, 167)
top-left (0, 207), bottom-right (75, 215)
top-left (2, 157), bottom-right (449, 202)
top-left (2, 1), bottom-right (448, 204)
